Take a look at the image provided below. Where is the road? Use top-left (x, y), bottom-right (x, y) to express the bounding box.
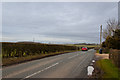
top-left (2, 49), bottom-right (95, 79)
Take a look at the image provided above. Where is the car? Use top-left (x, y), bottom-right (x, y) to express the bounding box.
top-left (82, 47), bottom-right (88, 51)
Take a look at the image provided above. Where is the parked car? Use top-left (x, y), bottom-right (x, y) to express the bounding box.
top-left (82, 47), bottom-right (88, 51)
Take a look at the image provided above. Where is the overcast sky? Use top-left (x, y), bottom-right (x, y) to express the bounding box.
top-left (2, 2), bottom-right (118, 44)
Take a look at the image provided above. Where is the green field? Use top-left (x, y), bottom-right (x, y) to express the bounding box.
top-left (65, 44), bottom-right (99, 48)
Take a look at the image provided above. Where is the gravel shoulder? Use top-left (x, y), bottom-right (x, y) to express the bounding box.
top-left (95, 53), bottom-right (109, 60)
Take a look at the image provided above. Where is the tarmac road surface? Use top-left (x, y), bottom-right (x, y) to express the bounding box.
top-left (2, 49), bottom-right (95, 79)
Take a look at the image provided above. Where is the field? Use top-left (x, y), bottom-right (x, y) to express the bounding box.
top-left (65, 44), bottom-right (99, 48)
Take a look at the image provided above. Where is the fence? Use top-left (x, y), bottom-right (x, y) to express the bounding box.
top-left (109, 49), bottom-right (120, 69)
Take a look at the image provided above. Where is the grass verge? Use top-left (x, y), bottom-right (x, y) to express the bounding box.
top-left (2, 50), bottom-right (78, 67)
top-left (96, 59), bottom-right (120, 79)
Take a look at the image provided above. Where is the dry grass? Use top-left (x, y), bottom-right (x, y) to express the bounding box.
top-left (95, 53), bottom-right (109, 60)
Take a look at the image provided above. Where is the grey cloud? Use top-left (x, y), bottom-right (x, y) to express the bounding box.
top-left (2, 2), bottom-right (118, 43)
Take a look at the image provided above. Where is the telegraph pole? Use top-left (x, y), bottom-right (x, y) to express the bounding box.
top-left (33, 37), bottom-right (35, 42)
top-left (100, 25), bottom-right (102, 48)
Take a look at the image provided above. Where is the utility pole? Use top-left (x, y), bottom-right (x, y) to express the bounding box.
top-left (118, 1), bottom-right (120, 29)
top-left (100, 25), bottom-right (102, 48)
top-left (33, 37), bottom-right (35, 42)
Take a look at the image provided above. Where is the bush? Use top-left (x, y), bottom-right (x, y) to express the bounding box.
top-left (109, 49), bottom-right (120, 69)
top-left (2, 42), bottom-right (78, 58)
top-left (102, 47), bottom-right (109, 53)
top-left (102, 29), bottom-right (120, 50)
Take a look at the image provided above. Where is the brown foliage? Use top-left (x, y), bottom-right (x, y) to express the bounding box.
top-left (109, 49), bottom-right (120, 69)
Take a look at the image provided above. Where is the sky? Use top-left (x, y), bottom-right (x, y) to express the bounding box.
top-left (2, 2), bottom-right (118, 44)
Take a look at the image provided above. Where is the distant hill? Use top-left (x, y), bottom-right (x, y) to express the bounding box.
top-left (1, 41), bottom-right (42, 44)
top-left (16, 41), bottom-right (42, 44)
top-left (74, 43), bottom-right (97, 45)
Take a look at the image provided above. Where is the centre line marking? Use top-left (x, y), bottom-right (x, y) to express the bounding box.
top-left (21, 62), bottom-right (59, 80)
top-left (68, 54), bottom-right (79, 59)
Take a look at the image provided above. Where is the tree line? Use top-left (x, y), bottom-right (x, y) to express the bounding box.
top-left (2, 42), bottom-right (78, 58)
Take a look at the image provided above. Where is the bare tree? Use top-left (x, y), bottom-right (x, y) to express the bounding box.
top-left (103, 19), bottom-right (119, 39)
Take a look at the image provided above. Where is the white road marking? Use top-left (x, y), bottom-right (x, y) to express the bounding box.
top-left (72, 53), bottom-right (91, 73)
top-left (21, 62), bottom-right (59, 80)
top-left (58, 60), bottom-right (63, 63)
top-left (23, 53), bottom-right (81, 79)
top-left (68, 54), bottom-right (79, 59)
top-left (22, 53), bottom-right (80, 80)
